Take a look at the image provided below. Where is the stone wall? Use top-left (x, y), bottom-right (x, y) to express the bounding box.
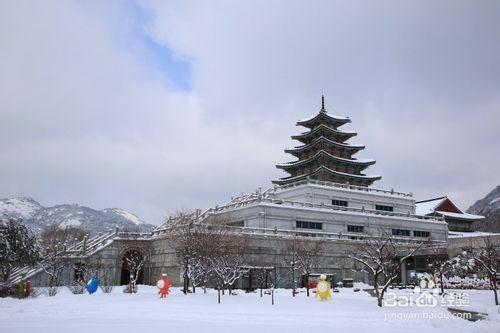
top-left (25, 230), bottom-right (468, 289)
top-left (447, 234), bottom-right (500, 257)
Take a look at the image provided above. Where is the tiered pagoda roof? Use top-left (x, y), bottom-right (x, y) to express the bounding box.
top-left (273, 96), bottom-right (381, 186)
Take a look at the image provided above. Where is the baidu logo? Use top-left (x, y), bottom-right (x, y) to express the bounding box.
top-left (384, 275), bottom-right (469, 308)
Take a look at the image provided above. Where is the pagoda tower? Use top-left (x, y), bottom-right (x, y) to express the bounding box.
top-left (273, 96), bottom-right (381, 187)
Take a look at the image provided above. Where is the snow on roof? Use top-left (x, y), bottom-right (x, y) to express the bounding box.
top-left (293, 124), bottom-right (357, 137)
top-left (277, 165), bottom-right (381, 183)
top-left (415, 197), bottom-right (446, 215)
top-left (276, 150), bottom-right (375, 168)
top-left (435, 211), bottom-right (484, 220)
top-left (416, 196), bottom-right (484, 220)
top-left (284, 136), bottom-right (365, 151)
top-left (448, 231), bottom-right (498, 238)
top-left (297, 110), bottom-right (350, 124)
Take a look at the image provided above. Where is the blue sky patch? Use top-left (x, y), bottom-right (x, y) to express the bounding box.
top-left (142, 36), bottom-right (192, 92)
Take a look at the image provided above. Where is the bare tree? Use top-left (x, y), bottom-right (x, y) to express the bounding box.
top-left (69, 256), bottom-right (115, 294)
top-left (41, 226), bottom-right (85, 252)
top-left (39, 246), bottom-right (68, 296)
top-left (349, 234), bottom-right (423, 307)
top-left (186, 256), bottom-right (208, 293)
top-left (166, 211), bottom-right (198, 294)
top-left (466, 237), bottom-right (499, 305)
top-left (210, 233), bottom-right (248, 303)
top-left (122, 249), bottom-right (145, 293)
top-left (121, 240), bottom-right (151, 293)
top-left (67, 261), bottom-right (88, 294)
top-left (423, 241), bottom-right (475, 295)
top-left (97, 264), bottom-right (115, 293)
top-left (187, 226), bottom-right (226, 293)
top-left (283, 235), bottom-right (300, 297)
top-left (88, 256), bottom-right (115, 293)
top-left (423, 241), bottom-right (451, 295)
top-left (295, 238), bottom-right (325, 296)
top-left (253, 268), bottom-right (267, 297)
top-left (167, 212), bottom-right (248, 300)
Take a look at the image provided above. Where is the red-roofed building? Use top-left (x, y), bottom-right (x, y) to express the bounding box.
top-left (416, 196), bottom-right (484, 232)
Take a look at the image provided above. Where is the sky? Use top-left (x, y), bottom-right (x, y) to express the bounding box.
top-left (1, 0), bottom-right (499, 225)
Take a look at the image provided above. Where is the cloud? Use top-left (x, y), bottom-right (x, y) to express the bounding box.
top-left (0, 0), bottom-right (275, 223)
top-left (141, 0), bottom-right (500, 205)
top-left (1, 0), bottom-right (499, 224)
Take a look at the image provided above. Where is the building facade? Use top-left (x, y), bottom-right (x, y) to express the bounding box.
top-left (416, 196), bottom-right (484, 232)
top-left (12, 98), bottom-right (465, 289)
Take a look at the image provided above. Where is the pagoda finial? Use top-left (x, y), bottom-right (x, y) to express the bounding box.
top-left (321, 94), bottom-right (326, 113)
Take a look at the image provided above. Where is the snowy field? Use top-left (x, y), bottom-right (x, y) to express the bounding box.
top-left (0, 286), bottom-right (499, 333)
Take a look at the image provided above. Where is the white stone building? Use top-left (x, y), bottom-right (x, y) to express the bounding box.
top-left (11, 98), bottom-right (461, 288)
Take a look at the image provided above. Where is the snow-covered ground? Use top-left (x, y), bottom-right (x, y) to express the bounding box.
top-left (0, 286), bottom-right (498, 333)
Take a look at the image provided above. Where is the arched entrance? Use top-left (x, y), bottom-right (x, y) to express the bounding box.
top-left (120, 249), bottom-right (145, 286)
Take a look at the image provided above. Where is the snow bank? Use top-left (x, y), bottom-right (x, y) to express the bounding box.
top-left (0, 286), bottom-right (498, 333)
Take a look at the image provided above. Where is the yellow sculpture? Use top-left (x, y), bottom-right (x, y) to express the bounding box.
top-left (315, 274), bottom-right (331, 301)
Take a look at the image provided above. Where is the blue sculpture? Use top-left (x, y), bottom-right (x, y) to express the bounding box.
top-left (85, 276), bottom-right (99, 294)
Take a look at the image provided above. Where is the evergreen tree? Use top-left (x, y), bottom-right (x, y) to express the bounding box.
top-left (0, 219), bottom-right (41, 281)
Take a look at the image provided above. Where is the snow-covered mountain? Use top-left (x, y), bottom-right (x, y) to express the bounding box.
top-left (0, 197), bottom-right (42, 220)
top-left (467, 185), bottom-right (500, 233)
top-left (0, 197), bottom-right (155, 235)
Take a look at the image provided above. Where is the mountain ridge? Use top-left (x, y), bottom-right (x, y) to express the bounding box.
top-left (467, 185), bottom-right (500, 233)
top-left (0, 197), bottom-right (155, 235)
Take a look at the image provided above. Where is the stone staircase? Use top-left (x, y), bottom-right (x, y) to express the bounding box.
top-left (8, 230), bottom-right (119, 284)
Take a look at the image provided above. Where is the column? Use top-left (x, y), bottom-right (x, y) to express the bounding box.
top-left (400, 260), bottom-right (407, 285)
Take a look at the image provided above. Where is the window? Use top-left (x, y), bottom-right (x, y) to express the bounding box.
top-left (376, 205), bottom-right (394, 212)
top-left (332, 199), bottom-right (348, 207)
top-left (414, 230), bottom-right (430, 238)
top-left (296, 221), bottom-right (322, 230)
top-left (347, 225), bottom-right (364, 233)
top-left (392, 229), bottom-right (410, 237)
top-left (227, 220), bottom-right (244, 227)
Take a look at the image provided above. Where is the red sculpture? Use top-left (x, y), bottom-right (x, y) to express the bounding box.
top-left (156, 274), bottom-right (172, 298)
top-left (24, 280), bottom-right (31, 297)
